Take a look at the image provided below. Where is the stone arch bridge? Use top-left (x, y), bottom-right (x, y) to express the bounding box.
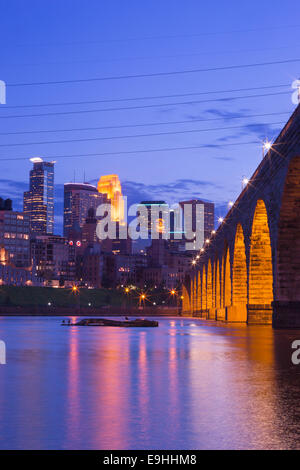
top-left (182, 104), bottom-right (300, 328)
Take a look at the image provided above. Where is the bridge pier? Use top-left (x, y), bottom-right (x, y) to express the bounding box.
top-left (247, 304), bottom-right (273, 325)
top-left (273, 302), bottom-right (300, 328)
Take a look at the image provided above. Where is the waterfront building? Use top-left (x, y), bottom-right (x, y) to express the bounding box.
top-left (23, 158), bottom-right (55, 235)
top-left (31, 234), bottom-right (75, 283)
top-left (82, 243), bottom-right (103, 288)
top-left (63, 182), bottom-right (105, 238)
top-left (0, 208), bottom-right (30, 267)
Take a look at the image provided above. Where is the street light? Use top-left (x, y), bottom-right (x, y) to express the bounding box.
top-left (228, 201), bottom-right (234, 208)
top-left (218, 217), bottom-right (224, 224)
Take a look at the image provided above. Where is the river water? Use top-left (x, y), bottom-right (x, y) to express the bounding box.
top-left (0, 316), bottom-right (300, 449)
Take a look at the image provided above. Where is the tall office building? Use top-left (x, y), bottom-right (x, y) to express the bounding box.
top-left (137, 201), bottom-right (170, 238)
top-left (23, 157), bottom-right (55, 235)
top-left (179, 199), bottom-right (214, 250)
top-left (97, 174), bottom-right (124, 223)
top-left (63, 183), bottom-right (105, 237)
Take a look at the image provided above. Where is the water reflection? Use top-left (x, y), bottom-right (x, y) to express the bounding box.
top-left (0, 317), bottom-right (300, 449)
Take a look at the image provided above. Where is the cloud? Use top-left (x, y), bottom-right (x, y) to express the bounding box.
top-left (121, 178), bottom-right (224, 207)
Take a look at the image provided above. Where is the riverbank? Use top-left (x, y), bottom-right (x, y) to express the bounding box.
top-left (0, 305), bottom-right (180, 316)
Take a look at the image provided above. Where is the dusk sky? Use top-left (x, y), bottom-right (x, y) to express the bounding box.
top-left (0, 0), bottom-right (299, 232)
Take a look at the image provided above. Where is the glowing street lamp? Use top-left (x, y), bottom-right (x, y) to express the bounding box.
top-left (72, 285), bottom-right (78, 293)
top-left (192, 259), bottom-right (197, 266)
top-left (228, 201), bottom-right (234, 208)
top-left (218, 217), bottom-right (224, 224)
top-left (205, 239), bottom-right (210, 244)
top-left (211, 230), bottom-right (216, 235)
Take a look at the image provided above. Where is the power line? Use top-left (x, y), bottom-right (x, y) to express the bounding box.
top-left (7, 58), bottom-right (300, 87)
top-left (0, 121), bottom-right (285, 148)
top-left (1, 83), bottom-right (289, 109)
top-left (9, 24), bottom-right (300, 47)
top-left (0, 140), bottom-right (263, 161)
top-left (0, 91), bottom-right (291, 119)
top-left (4, 44), bottom-right (300, 69)
top-left (0, 110), bottom-right (291, 136)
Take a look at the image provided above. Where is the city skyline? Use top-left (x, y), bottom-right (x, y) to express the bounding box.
top-left (0, 1), bottom-right (298, 235)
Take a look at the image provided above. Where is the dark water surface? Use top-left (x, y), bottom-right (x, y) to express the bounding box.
top-left (0, 316), bottom-right (300, 450)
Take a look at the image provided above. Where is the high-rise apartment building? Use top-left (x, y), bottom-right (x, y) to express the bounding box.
top-left (63, 183), bottom-right (105, 237)
top-left (23, 158), bottom-right (55, 235)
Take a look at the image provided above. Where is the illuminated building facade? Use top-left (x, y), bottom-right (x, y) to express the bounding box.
top-left (63, 183), bottom-right (105, 237)
top-left (0, 209), bottom-right (30, 267)
top-left (97, 174), bottom-right (124, 223)
top-left (23, 158), bottom-right (55, 235)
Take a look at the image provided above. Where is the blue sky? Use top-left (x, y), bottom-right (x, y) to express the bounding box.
top-left (0, 0), bottom-right (299, 232)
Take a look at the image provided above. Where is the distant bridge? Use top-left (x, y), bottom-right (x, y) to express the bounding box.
top-left (182, 104), bottom-right (300, 328)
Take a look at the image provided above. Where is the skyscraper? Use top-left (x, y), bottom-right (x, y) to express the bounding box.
top-left (179, 199), bottom-right (214, 250)
top-left (23, 158), bottom-right (55, 235)
top-left (63, 183), bottom-right (105, 238)
top-left (97, 174), bottom-right (124, 223)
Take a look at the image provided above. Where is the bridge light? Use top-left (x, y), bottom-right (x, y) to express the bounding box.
top-left (211, 230), bottom-right (216, 235)
top-left (218, 217), bottom-right (224, 223)
top-left (200, 248), bottom-right (204, 252)
top-left (263, 140), bottom-right (272, 152)
top-left (192, 259), bottom-right (196, 265)
top-left (242, 177), bottom-right (249, 187)
top-left (228, 201), bottom-right (234, 208)
top-left (205, 239), bottom-right (210, 244)
top-left (196, 255), bottom-right (200, 259)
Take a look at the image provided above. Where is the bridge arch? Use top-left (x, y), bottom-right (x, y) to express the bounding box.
top-left (182, 274), bottom-right (191, 313)
top-left (207, 259), bottom-right (213, 310)
top-left (201, 265), bottom-right (207, 313)
top-left (223, 243), bottom-right (231, 308)
top-left (232, 223), bottom-right (247, 321)
top-left (276, 156), bottom-right (300, 302)
top-left (215, 258), bottom-right (221, 309)
top-left (249, 199), bottom-right (273, 305)
top-left (197, 271), bottom-right (201, 312)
